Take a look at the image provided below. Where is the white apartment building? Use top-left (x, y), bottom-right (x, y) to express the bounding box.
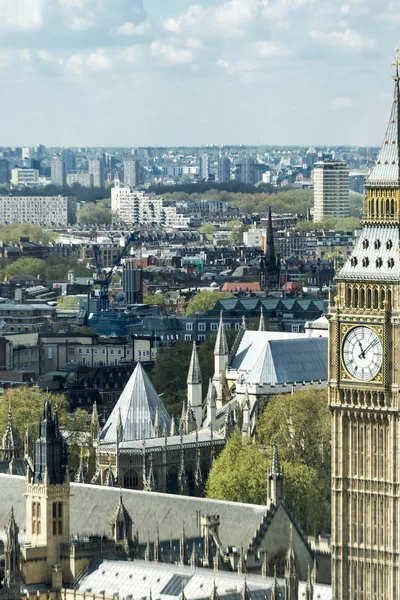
top-left (0, 195), bottom-right (77, 226)
top-left (111, 183), bottom-right (191, 228)
top-left (313, 159), bottom-right (350, 222)
top-left (243, 227), bottom-right (263, 247)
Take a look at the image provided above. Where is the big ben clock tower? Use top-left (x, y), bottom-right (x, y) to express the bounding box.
top-left (330, 50), bottom-right (400, 599)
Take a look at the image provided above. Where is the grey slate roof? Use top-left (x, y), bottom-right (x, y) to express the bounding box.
top-left (187, 341), bottom-right (202, 384)
top-left (245, 337), bottom-right (328, 385)
top-left (230, 331), bottom-right (306, 372)
top-left (0, 474), bottom-right (268, 552)
top-left (100, 362), bottom-right (171, 443)
top-left (338, 225), bottom-right (400, 281)
top-left (75, 559), bottom-right (332, 600)
top-left (367, 79), bottom-right (400, 185)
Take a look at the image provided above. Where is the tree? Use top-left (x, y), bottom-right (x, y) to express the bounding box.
top-left (198, 224), bottom-right (217, 235)
top-left (205, 388), bottom-right (332, 535)
top-left (185, 290), bottom-right (234, 316)
top-left (77, 202), bottom-right (112, 225)
top-left (143, 292), bottom-right (166, 305)
top-left (0, 224), bottom-right (58, 245)
top-left (5, 258), bottom-right (46, 279)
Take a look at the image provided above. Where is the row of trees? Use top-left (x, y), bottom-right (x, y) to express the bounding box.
top-left (77, 199), bottom-right (112, 226)
top-left (0, 223), bottom-right (57, 245)
top-left (0, 256), bottom-right (91, 281)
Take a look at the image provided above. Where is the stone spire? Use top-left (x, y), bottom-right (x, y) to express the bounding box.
top-left (285, 525), bottom-right (298, 600)
top-left (1, 405), bottom-right (21, 461)
top-left (4, 507), bottom-right (20, 600)
top-left (75, 451), bottom-right (85, 484)
top-left (311, 555), bottom-right (318, 585)
top-left (153, 526), bottom-right (161, 562)
top-left (215, 311), bottom-right (229, 356)
top-left (104, 458), bottom-right (116, 487)
top-left (144, 454), bottom-right (156, 492)
top-left (91, 401), bottom-right (100, 439)
top-left (185, 403), bottom-right (197, 434)
top-left (241, 314), bottom-right (247, 330)
top-left (259, 306), bottom-right (266, 331)
top-left (242, 386), bottom-right (250, 437)
top-left (271, 564), bottom-right (280, 600)
top-left (261, 550), bottom-right (268, 577)
top-left (144, 535), bottom-right (151, 561)
top-left (268, 440), bottom-right (284, 505)
top-left (224, 403), bottom-right (235, 438)
top-left (189, 542), bottom-right (198, 568)
top-left (179, 522), bottom-right (188, 565)
top-left (154, 407), bottom-right (161, 438)
top-left (178, 435), bottom-right (189, 495)
top-left (206, 378), bottom-right (217, 430)
top-left (116, 407), bottom-right (124, 445)
top-left (170, 414), bottom-right (176, 436)
top-left (237, 547), bottom-right (246, 574)
top-left (187, 340), bottom-right (202, 384)
top-left (305, 564), bottom-right (314, 600)
top-left (194, 430), bottom-right (203, 489)
top-left (33, 399), bottom-right (67, 485)
top-left (24, 427), bottom-right (33, 461)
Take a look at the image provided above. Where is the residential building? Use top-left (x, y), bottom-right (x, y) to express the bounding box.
top-left (66, 172), bottom-right (93, 187)
top-left (111, 183), bottom-right (191, 228)
top-left (0, 304), bottom-right (55, 334)
top-left (80, 238), bottom-right (121, 268)
top-left (122, 258), bottom-right (142, 304)
top-left (349, 171), bottom-right (366, 194)
top-left (11, 168), bottom-right (39, 186)
top-left (0, 159), bottom-right (10, 184)
top-left (0, 195), bottom-right (77, 226)
top-left (243, 227), bottom-right (263, 247)
top-left (313, 159), bottom-right (350, 221)
top-left (240, 155), bottom-right (256, 185)
top-left (199, 154), bottom-right (211, 180)
top-left (89, 158), bottom-right (105, 187)
top-left (123, 159), bottom-right (140, 186)
top-left (218, 155), bottom-right (231, 182)
top-left (305, 145), bottom-right (317, 168)
top-left (51, 156), bottom-right (67, 187)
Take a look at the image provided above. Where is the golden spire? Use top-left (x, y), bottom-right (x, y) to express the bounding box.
top-left (393, 45), bottom-right (400, 81)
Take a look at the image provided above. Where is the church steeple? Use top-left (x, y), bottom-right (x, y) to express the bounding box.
top-left (260, 206), bottom-right (280, 291)
top-left (3, 507), bottom-right (20, 600)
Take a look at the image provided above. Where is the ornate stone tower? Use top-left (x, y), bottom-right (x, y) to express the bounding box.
top-left (329, 52), bottom-right (400, 599)
top-left (0, 507), bottom-right (20, 600)
top-left (22, 399), bottom-right (70, 586)
top-left (187, 341), bottom-right (203, 428)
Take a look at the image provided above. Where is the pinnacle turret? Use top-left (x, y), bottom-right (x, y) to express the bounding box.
top-left (215, 311), bottom-right (229, 356)
top-left (187, 341), bottom-right (202, 384)
top-left (259, 306), bottom-right (266, 331)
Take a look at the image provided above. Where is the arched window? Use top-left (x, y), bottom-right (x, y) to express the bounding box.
top-left (123, 469), bottom-right (139, 489)
top-left (167, 466), bottom-right (179, 494)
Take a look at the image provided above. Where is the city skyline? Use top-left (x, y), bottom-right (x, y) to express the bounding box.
top-left (0, 0), bottom-right (399, 147)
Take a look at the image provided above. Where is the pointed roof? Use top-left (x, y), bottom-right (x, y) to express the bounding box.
top-left (207, 378), bottom-right (217, 408)
top-left (367, 53), bottom-right (400, 186)
top-left (2, 405), bottom-right (21, 455)
top-left (215, 311), bottom-right (228, 356)
top-left (100, 362), bottom-right (171, 443)
top-left (111, 492), bottom-right (132, 525)
top-left (187, 341), bottom-right (202, 384)
top-left (104, 463), bottom-right (116, 487)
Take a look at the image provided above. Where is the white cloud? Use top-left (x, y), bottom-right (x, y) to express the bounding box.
top-left (309, 28), bottom-right (376, 53)
top-left (86, 49), bottom-right (111, 71)
top-left (0, 0), bottom-right (44, 31)
top-left (66, 53), bottom-right (84, 77)
top-left (255, 40), bottom-right (288, 57)
top-left (163, 5), bottom-right (205, 34)
top-left (114, 19), bottom-right (150, 36)
top-left (262, 0), bottom-right (316, 20)
top-left (329, 96), bottom-right (356, 110)
top-left (213, 0), bottom-right (259, 36)
top-left (151, 41), bottom-right (193, 64)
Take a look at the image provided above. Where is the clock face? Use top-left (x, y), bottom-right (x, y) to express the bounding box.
top-left (342, 326), bottom-right (383, 381)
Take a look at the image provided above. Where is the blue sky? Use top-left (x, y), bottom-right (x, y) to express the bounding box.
top-left (0, 0), bottom-right (399, 147)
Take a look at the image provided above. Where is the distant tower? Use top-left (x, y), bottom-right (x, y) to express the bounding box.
top-left (187, 341), bottom-right (203, 428)
top-left (89, 157), bottom-right (105, 187)
top-left (50, 155), bottom-right (66, 187)
top-left (260, 206), bottom-right (280, 292)
top-left (124, 159), bottom-right (141, 187)
top-left (305, 146), bottom-right (317, 168)
top-left (218, 155), bottom-right (231, 183)
top-left (22, 399), bottom-right (70, 586)
top-left (268, 440), bottom-right (284, 506)
top-left (313, 159), bottom-right (349, 222)
top-left (199, 154), bottom-right (211, 181)
top-left (213, 312), bottom-right (229, 399)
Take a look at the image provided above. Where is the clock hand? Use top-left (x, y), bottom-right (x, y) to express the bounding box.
top-left (358, 341), bottom-right (365, 359)
top-left (362, 338), bottom-right (379, 355)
